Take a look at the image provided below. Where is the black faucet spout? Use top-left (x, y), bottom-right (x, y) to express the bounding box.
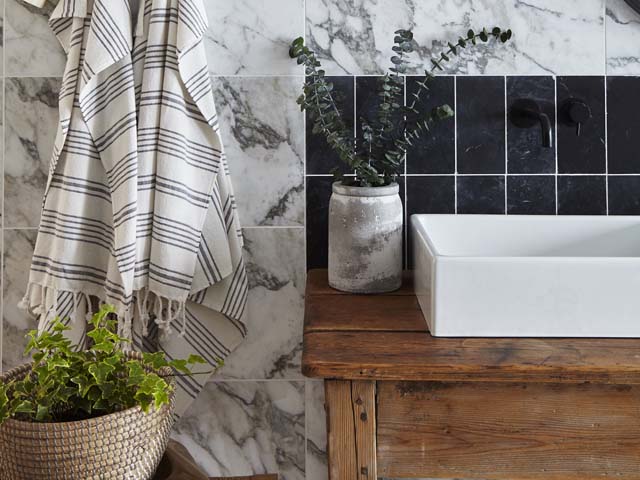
top-left (509, 98), bottom-right (554, 149)
top-left (537, 112), bottom-right (553, 149)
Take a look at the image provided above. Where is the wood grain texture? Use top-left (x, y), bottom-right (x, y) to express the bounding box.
top-left (377, 381), bottom-right (640, 479)
top-left (304, 294), bottom-right (426, 333)
top-left (351, 381), bottom-right (377, 480)
top-left (325, 380), bottom-right (357, 480)
top-left (306, 269), bottom-right (415, 296)
top-left (303, 331), bottom-right (640, 383)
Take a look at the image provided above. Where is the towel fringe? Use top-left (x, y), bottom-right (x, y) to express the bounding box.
top-left (19, 283), bottom-right (189, 339)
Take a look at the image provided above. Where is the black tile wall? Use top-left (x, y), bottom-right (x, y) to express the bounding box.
top-left (406, 176), bottom-right (455, 216)
top-left (306, 76), bottom-right (354, 174)
top-left (609, 176), bottom-right (640, 215)
top-left (304, 74), bottom-right (636, 268)
top-left (457, 176), bottom-right (505, 214)
top-left (306, 176), bottom-right (334, 269)
top-left (507, 76), bottom-right (556, 174)
top-left (507, 175), bottom-right (556, 215)
top-left (457, 76), bottom-right (506, 174)
top-left (557, 76), bottom-right (606, 174)
top-left (557, 176), bottom-right (607, 215)
top-left (607, 76), bottom-right (640, 174)
top-left (406, 76), bottom-right (455, 174)
top-left (406, 176), bottom-right (455, 268)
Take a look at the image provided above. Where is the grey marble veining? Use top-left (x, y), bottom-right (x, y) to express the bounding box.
top-left (607, 0), bottom-right (640, 74)
top-left (212, 76), bottom-right (305, 227)
top-left (203, 0), bottom-right (304, 75)
top-left (306, 380), bottom-right (328, 480)
top-left (5, 0), bottom-right (65, 76)
top-left (4, 77), bottom-right (60, 228)
top-left (216, 228), bottom-right (305, 380)
top-left (2, 229), bottom-right (37, 372)
top-left (172, 380), bottom-right (305, 480)
top-left (306, 0), bottom-right (605, 75)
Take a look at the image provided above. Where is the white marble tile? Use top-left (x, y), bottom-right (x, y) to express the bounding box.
top-left (216, 228), bottom-right (305, 380)
top-left (172, 380), bottom-right (305, 480)
top-left (4, 77), bottom-right (60, 228)
top-left (607, 0), bottom-right (640, 74)
top-left (5, 0), bottom-right (66, 76)
top-left (204, 0), bottom-right (304, 75)
top-left (212, 76), bottom-right (305, 227)
top-left (306, 380), bottom-right (328, 480)
top-left (2, 229), bottom-right (37, 372)
top-left (306, 0), bottom-right (605, 75)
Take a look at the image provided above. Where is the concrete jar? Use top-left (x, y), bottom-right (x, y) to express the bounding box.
top-left (328, 181), bottom-right (403, 293)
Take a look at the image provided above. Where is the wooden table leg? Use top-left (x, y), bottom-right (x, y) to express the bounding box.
top-left (324, 380), bottom-right (377, 480)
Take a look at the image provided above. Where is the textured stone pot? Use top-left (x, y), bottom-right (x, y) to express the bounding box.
top-left (328, 181), bottom-right (403, 293)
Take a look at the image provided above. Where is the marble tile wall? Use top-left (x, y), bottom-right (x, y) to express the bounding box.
top-left (0, 1), bottom-right (638, 479)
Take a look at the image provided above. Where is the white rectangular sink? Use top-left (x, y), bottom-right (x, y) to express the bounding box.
top-left (411, 214), bottom-right (640, 337)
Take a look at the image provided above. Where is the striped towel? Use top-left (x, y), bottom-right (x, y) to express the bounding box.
top-left (19, 0), bottom-right (248, 416)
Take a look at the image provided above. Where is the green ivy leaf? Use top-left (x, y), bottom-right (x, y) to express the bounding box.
top-left (35, 405), bottom-right (49, 422)
top-left (88, 361), bottom-right (116, 384)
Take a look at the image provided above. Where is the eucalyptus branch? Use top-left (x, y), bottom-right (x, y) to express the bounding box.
top-left (388, 27), bottom-right (513, 165)
top-left (408, 27), bottom-right (512, 113)
top-left (288, 26), bottom-right (512, 187)
top-left (289, 38), bottom-right (356, 169)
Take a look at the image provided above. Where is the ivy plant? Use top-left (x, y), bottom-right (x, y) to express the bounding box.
top-left (0, 304), bottom-right (210, 424)
top-left (290, 27), bottom-right (513, 187)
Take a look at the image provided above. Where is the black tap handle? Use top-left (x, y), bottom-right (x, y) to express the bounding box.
top-left (566, 99), bottom-right (591, 137)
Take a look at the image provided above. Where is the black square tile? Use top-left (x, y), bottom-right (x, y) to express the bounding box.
top-left (406, 76), bottom-right (455, 174)
top-left (406, 176), bottom-right (455, 216)
top-left (406, 175), bottom-right (454, 268)
top-left (608, 176), bottom-right (640, 215)
top-left (457, 76), bottom-right (506, 174)
top-left (457, 176), bottom-right (505, 214)
top-left (306, 76), bottom-right (354, 174)
top-left (306, 176), bottom-right (334, 269)
top-left (557, 176), bottom-right (606, 215)
top-left (507, 76), bottom-right (556, 174)
top-left (557, 76), bottom-right (606, 174)
top-left (607, 76), bottom-right (640, 174)
top-left (507, 175), bottom-right (556, 215)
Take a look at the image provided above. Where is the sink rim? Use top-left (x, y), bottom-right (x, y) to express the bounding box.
top-left (411, 213), bottom-right (640, 260)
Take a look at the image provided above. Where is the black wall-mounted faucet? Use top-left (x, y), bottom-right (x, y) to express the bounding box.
top-left (509, 98), bottom-right (553, 148)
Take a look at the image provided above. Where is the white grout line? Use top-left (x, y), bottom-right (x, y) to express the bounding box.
top-left (603, 0), bottom-right (610, 215)
top-left (504, 75), bottom-right (508, 215)
top-left (453, 76), bottom-right (458, 214)
top-left (6, 72), bottom-right (636, 80)
top-left (202, 72), bottom-right (640, 79)
top-left (554, 75), bottom-right (559, 215)
top-left (302, 1), bottom-right (310, 467)
top-left (353, 76), bottom-right (357, 176)
top-left (403, 77), bottom-right (408, 267)
top-left (307, 172), bottom-right (629, 178)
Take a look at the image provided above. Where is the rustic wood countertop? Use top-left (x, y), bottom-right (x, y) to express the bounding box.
top-left (303, 269), bottom-right (640, 384)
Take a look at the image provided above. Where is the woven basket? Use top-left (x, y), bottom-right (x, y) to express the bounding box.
top-left (0, 351), bottom-right (175, 480)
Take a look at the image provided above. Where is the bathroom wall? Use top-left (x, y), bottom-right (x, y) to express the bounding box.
top-left (0, 1), bottom-right (638, 479)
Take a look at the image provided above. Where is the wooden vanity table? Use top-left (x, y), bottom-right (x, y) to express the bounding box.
top-left (303, 269), bottom-right (640, 480)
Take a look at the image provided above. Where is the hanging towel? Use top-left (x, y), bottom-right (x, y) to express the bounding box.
top-left (20, 0), bottom-right (248, 416)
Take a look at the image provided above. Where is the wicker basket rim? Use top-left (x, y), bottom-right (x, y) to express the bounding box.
top-left (0, 351), bottom-right (175, 429)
